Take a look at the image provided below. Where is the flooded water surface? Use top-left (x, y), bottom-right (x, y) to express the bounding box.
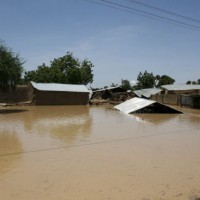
top-left (0, 105), bottom-right (200, 200)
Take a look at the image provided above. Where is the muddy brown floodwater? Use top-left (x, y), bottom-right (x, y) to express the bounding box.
top-left (0, 105), bottom-right (200, 200)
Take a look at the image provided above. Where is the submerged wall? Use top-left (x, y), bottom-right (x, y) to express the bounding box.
top-left (33, 90), bottom-right (89, 105)
top-left (151, 94), bottom-right (180, 105)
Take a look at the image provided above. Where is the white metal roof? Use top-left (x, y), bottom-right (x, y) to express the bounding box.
top-left (114, 97), bottom-right (156, 114)
top-left (93, 86), bottom-right (124, 92)
top-left (162, 84), bottom-right (200, 91)
top-left (134, 88), bottom-right (162, 98)
top-left (30, 81), bottom-right (90, 93)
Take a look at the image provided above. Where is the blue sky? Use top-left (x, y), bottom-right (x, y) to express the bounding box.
top-left (1, 0), bottom-right (200, 87)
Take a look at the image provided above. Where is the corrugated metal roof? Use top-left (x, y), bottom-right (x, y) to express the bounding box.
top-left (134, 88), bottom-right (161, 98)
top-left (162, 84), bottom-right (200, 91)
top-left (30, 81), bottom-right (90, 93)
top-left (114, 97), bottom-right (156, 114)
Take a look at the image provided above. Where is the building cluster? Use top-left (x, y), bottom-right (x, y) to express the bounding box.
top-left (0, 82), bottom-right (200, 109)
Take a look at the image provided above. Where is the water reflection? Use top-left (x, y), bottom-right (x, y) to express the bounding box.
top-left (131, 114), bottom-right (179, 125)
top-left (18, 106), bottom-right (92, 144)
top-left (0, 108), bottom-right (28, 114)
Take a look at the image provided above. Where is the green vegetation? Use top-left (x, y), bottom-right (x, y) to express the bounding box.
top-left (24, 52), bottom-right (94, 85)
top-left (0, 41), bottom-right (24, 92)
top-left (135, 70), bottom-right (175, 89)
top-left (121, 79), bottom-right (132, 90)
top-left (136, 70), bottom-right (155, 89)
top-left (156, 75), bottom-right (175, 86)
top-left (186, 79), bottom-right (200, 85)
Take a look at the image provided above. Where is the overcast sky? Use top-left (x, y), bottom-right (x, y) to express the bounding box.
top-left (1, 0), bottom-right (200, 87)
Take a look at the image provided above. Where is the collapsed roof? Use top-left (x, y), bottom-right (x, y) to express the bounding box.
top-left (114, 97), bottom-right (183, 114)
top-left (134, 88), bottom-right (162, 98)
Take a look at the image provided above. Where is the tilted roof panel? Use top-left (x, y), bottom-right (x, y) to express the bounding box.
top-left (114, 97), bottom-right (156, 114)
top-left (134, 88), bottom-right (162, 98)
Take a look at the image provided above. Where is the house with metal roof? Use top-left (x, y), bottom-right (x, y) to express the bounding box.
top-left (150, 84), bottom-right (200, 107)
top-left (161, 84), bottom-right (200, 94)
top-left (28, 81), bottom-right (91, 105)
top-left (92, 86), bottom-right (127, 100)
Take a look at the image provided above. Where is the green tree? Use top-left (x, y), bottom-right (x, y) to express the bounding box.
top-left (24, 52), bottom-right (94, 85)
top-left (157, 75), bottom-right (175, 86)
top-left (110, 83), bottom-right (118, 87)
top-left (136, 70), bottom-right (155, 89)
top-left (186, 80), bottom-right (191, 84)
top-left (192, 81), bottom-right (197, 85)
top-left (0, 41), bottom-right (24, 91)
top-left (80, 59), bottom-right (94, 85)
top-left (50, 52), bottom-right (80, 83)
top-left (121, 79), bottom-right (132, 90)
top-left (197, 79), bottom-right (200, 84)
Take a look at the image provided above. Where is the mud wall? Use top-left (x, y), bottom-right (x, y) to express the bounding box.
top-left (151, 94), bottom-right (180, 105)
top-left (34, 90), bottom-right (89, 105)
top-left (0, 85), bottom-right (29, 103)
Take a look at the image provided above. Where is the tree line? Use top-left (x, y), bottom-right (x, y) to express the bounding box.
top-left (186, 79), bottom-right (200, 85)
top-left (119, 71), bottom-right (175, 91)
top-left (0, 41), bottom-right (199, 92)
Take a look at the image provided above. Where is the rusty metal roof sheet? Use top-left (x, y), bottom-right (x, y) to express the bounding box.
top-left (30, 81), bottom-right (90, 93)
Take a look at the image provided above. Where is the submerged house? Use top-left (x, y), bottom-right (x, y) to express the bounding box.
top-left (161, 84), bottom-right (200, 95)
top-left (92, 86), bottom-right (127, 100)
top-left (114, 97), bottom-right (182, 114)
top-left (151, 84), bottom-right (200, 107)
top-left (28, 81), bottom-right (91, 105)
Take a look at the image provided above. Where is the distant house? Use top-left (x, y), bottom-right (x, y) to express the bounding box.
top-left (151, 84), bottom-right (200, 107)
top-left (28, 81), bottom-right (91, 105)
top-left (93, 86), bottom-right (127, 93)
top-left (161, 84), bottom-right (200, 95)
top-left (92, 86), bottom-right (127, 99)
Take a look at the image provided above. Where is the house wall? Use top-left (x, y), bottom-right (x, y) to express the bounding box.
top-left (164, 89), bottom-right (200, 95)
top-left (151, 94), bottom-right (180, 105)
top-left (34, 90), bottom-right (89, 105)
top-left (152, 89), bottom-right (200, 106)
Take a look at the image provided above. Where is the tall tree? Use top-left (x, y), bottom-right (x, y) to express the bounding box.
top-left (121, 79), bottom-right (132, 90)
top-left (24, 52), bottom-right (94, 85)
top-left (157, 75), bottom-right (175, 86)
top-left (136, 70), bottom-right (155, 89)
top-left (186, 80), bottom-right (191, 84)
top-left (192, 81), bottom-right (197, 85)
top-left (0, 41), bottom-right (24, 91)
top-left (80, 59), bottom-right (94, 85)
